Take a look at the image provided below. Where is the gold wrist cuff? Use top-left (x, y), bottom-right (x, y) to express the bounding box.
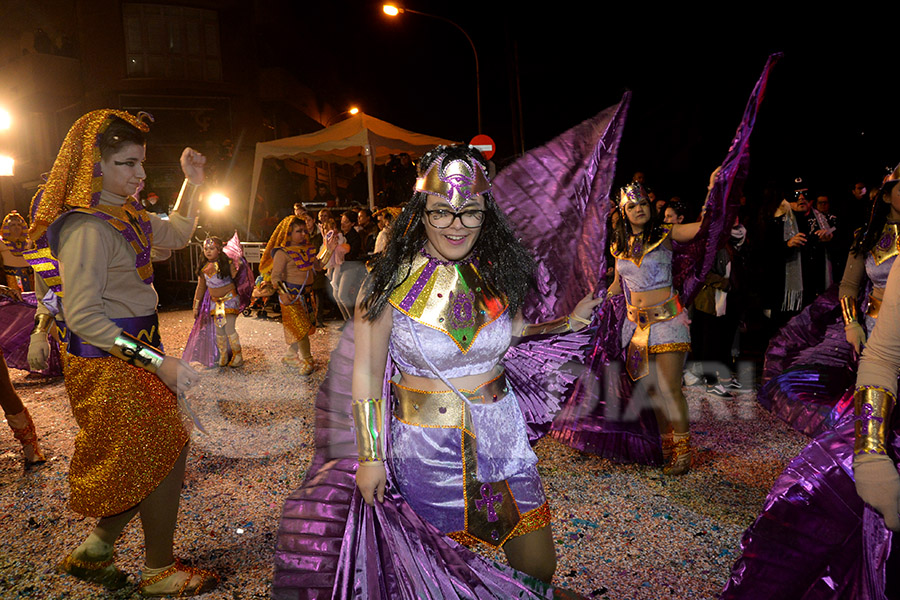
top-left (31, 313), bottom-right (54, 335)
top-left (840, 296), bottom-right (858, 325)
top-left (522, 315), bottom-right (570, 336)
top-left (570, 312), bottom-right (591, 326)
top-left (353, 398), bottom-right (385, 462)
top-left (109, 332), bottom-right (165, 374)
top-left (172, 179), bottom-right (202, 219)
top-left (853, 385), bottom-right (895, 456)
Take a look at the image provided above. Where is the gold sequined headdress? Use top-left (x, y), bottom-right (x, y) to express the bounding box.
top-left (618, 182), bottom-right (650, 212)
top-left (28, 109), bottom-right (151, 241)
top-left (1, 211), bottom-right (27, 241)
top-left (415, 152), bottom-right (491, 210)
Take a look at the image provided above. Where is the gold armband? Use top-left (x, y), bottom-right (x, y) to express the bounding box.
top-left (522, 315), bottom-right (570, 336)
top-left (840, 296), bottom-right (859, 326)
top-left (853, 385), bottom-right (895, 457)
top-left (109, 332), bottom-right (165, 374)
top-left (172, 179), bottom-right (202, 219)
top-left (31, 313), bottom-right (54, 335)
top-left (352, 398), bottom-right (385, 462)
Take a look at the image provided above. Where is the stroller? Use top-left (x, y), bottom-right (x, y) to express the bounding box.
top-left (245, 276), bottom-right (280, 319)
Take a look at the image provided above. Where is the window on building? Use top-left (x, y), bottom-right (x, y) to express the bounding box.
top-left (123, 4), bottom-right (222, 82)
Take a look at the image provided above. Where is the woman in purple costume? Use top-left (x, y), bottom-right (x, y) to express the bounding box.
top-left (723, 173), bottom-right (900, 599)
top-left (758, 172), bottom-right (900, 438)
top-left (273, 145), bottom-right (599, 599)
top-left (606, 179), bottom-right (712, 475)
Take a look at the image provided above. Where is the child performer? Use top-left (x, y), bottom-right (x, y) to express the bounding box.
top-left (188, 234), bottom-right (251, 367)
top-left (270, 217), bottom-right (321, 375)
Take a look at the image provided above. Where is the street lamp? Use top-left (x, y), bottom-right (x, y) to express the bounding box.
top-left (382, 4), bottom-right (482, 134)
top-left (325, 106), bottom-right (361, 126)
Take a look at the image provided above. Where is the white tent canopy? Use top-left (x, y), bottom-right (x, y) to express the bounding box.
top-left (247, 111), bottom-right (458, 227)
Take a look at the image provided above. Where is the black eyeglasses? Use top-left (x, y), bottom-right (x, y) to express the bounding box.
top-left (792, 189), bottom-right (808, 200)
top-left (424, 209), bottom-right (486, 229)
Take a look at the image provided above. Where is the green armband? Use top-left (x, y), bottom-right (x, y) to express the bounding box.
top-left (109, 332), bottom-right (165, 374)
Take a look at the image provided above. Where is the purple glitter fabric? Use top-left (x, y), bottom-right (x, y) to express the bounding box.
top-left (722, 413), bottom-right (894, 599)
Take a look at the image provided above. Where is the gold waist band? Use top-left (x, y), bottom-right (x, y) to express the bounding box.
top-left (392, 372), bottom-right (508, 430)
top-left (626, 294), bottom-right (683, 327)
top-left (625, 294), bottom-right (683, 381)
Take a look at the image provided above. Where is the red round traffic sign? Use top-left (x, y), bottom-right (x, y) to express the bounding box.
top-left (469, 134), bottom-right (495, 160)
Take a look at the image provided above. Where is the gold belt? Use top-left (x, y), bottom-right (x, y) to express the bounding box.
top-left (392, 372), bottom-right (508, 430)
top-left (866, 294), bottom-right (882, 320)
top-left (625, 294), bottom-right (683, 380)
top-left (212, 290), bottom-right (235, 327)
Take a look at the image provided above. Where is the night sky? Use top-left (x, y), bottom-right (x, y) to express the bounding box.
top-left (263, 2), bottom-right (897, 206)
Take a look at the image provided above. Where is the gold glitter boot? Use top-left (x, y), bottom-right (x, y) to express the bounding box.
top-left (215, 333), bottom-right (230, 368)
top-left (660, 431), bottom-right (674, 464)
top-left (227, 333), bottom-right (243, 367)
top-left (298, 356), bottom-right (314, 377)
top-left (140, 559), bottom-right (219, 597)
top-left (663, 432), bottom-right (692, 476)
top-left (7, 409), bottom-right (46, 467)
top-left (59, 548), bottom-right (129, 590)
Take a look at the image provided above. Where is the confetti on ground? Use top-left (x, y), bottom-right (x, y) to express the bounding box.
top-left (0, 310), bottom-right (807, 599)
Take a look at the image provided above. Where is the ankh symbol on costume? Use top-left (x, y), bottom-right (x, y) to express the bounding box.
top-left (475, 483), bottom-right (502, 523)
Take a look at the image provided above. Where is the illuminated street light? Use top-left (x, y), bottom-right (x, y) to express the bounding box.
top-left (208, 192), bottom-right (230, 211)
top-left (325, 107), bottom-right (362, 126)
top-left (0, 109), bottom-right (9, 131)
top-left (0, 155), bottom-right (13, 177)
top-left (382, 4), bottom-right (482, 133)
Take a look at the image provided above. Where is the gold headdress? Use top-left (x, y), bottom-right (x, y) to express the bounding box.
top-left (618, 182), bottom-right (651, 212)
top-left (415, 153), bottom-right (490, 210)
top-left (28, 109), bottom-right (150, 241)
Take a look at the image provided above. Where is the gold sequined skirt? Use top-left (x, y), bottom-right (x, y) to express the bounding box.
top-left (280, 299), bottom-right (313, 344)
top-left (64, 355), bottom-right (190, 517)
